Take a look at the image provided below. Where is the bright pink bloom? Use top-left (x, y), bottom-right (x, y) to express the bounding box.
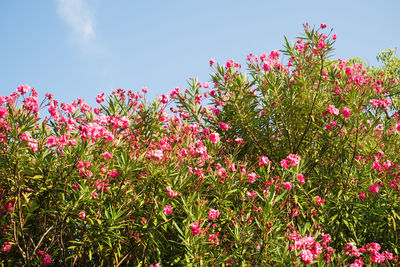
top-left (332, 34), bottom-right (337, 40)
top-left (300, 249), bottom-right (314, 264)
top-left (328, 105), bottom-right (339, 116)
top-left (281, 154), bottom-right (300, 169)
top-left (159, 94), bottom-right (169, 104)
top-left (322, 234), bottom-right (331, 246)
top-left (209, 59), bottom-right (215, 67)
top-left (259, 156), bottom-right (271, 166)
top-left (163, 205), bottom-right (173, 216)
top-left (17, 84), bottom-right (31, 94)
top-left (153, 150), bottom-right (163, 160)
top-left (350, 258), bottom-right (364, 267)
top-left (78, 211), bottom-right (86, 219)
top-left (248, 172), bottom-right (257, 183)
top-left (320, 23), bottom-right (327, 29)
top-left (280, 159), bottom-right (290, 169)
top-left (2, 242), bottom-right (12, 252)
top-left (342, 107), bottom-right (351, 118)
top-left (369, 183), bottom-right (380, 194)
top-left (359, 192), bottom-right (366, 200)
top-left (297, 174), bottom-right (305, 184)
top-left (282, 182), bottom-right (293, 190)
top-left (191, 222), bottom-right (201, 235)
top-left (0, 106), bottom-right (8, 119)
top-left (208, 233), bottom-right (219, 246)
top-left (96, 93), bottom-right (105, 103)
top-left (102, 152), bottom-right (113, 159)
top-left (371, 252), bottom-right (386, 263)
top-left (72, 183), bottom-right (79, 191)
top-left (208, 209), bottom-right (220, 220)
top-left (209, 133), bottom-right (220, 144)
top-left (166, 186), bottom-right (180, 198)
top-left (396, 123), bottom-right (400, 132)
top-left (315, 196), bottom-right (325, 206)
top-left (42, 254), bottom-right (52, 265)
top-left (219, 122), bottom-right (229, 131)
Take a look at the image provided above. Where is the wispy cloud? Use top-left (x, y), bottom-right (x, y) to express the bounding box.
top-left (57, 0), bottom-right (95, 44)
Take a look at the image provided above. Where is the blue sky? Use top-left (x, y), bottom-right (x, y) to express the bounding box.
top-left (1, 1), bottom-right (399, 106)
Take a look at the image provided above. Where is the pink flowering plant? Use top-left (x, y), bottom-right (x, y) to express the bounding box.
top-left (0, 24), bottom-right (400, 266)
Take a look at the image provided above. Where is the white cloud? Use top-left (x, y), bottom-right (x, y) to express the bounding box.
top-left (57, 0), bottom-right (95, 43)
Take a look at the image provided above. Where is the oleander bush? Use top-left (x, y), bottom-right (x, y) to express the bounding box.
top-left (0, 24), bottom-right (400, 266)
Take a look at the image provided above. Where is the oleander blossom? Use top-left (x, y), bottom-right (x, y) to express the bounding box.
top-left (301, 249), bottom-right (314, 264)
top-left (327, 105), bottom-right (339, 116)
top-left (209, 132), bottom-right (220, 143)
top-left (208, 209), bottom-right (220, 220)
top-left (259, 156), bottom-right (271, 166)
top-left (342, 107), bottom-right (351, 118)
top-left (191, 222), bottom-right (201, 236)
top-left (369, 183), bottom-right (380, 194)
top-left (281, 154), bottom-right (300, 169)
top-left (42, 254), bottom-right (52, 265)
top-left (163, 205), bottom-right (173, 216)
top-left (289, 232), bottom-right (331, 264)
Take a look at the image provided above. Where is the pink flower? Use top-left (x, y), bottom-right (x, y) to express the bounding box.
top-left (17, 84), bottom-right (31, 94)
top-left (350, 258), bottom-right (363, 267)
top-left (96, 93), bottom-right (105, 103)
top-left (371, 252), bottom-right (386, 263)
top-left (191, 222), bottom-right (201, 236)
top-left (163, 205), bottom-right (173, 216)
top-left (328, 105), bottom-right (339, 116)
top-left (166, 186), bottom-right (180, 198)
top-left (297, 174), bottom-right (305, 184)
top-left (369, 183), bottom-right (380, 194)
top-left (0, 106), bottom-right (8, 119)
top-left (158, 94), bottom-right (169, 104)
top-left (332, 34), bottom-right (337, 40)
top-left (342, 107), bottom-right (351, 118)
top-left (300, 249), bottom-right (314, 264)
top-left (92, 192), bottom-right (98, 199)
top-left (235, 137), bottom-right (243, 143)
top-left (219, 122), bottom-right (229, 131)
top-left (259, 156), bottom-right (271, 166)
top-left (209, 59), bottom-right (215, 67)
top-left (102, 152), bottom-right (113, 159)
top-left (282, 154), bottom-right (300, 168)
top-left (208, 233), bottom-right (219, 246)
top-left (37, 249), bottom-right (45, 258)
top-left (359, 192), bottom-right (366, 200)
top-left (2, 242), bottom-right (12, 252)
top-left (282, 182), bottom-right (293, 190)
top-left (153, 149), bottom-right (163, 160)
top-left (72, 183), bottom-right (79, 191)
top-left (78, 211), bottom-right (86, 219)
top-left (208, 209), bottom-right (220, 220)
top-left (322, 234), bottom-right (331, 246)
top-left (209, 133), bottom-right (220, 144)
top-left (315, 196), bottom-right (325, 206)
top-left (42, 254), bottom-right (52, 265)
top-left (320, 23), bottom-right (327, 29)
top-left (280, 159), bottom-right (290, 169)
top-left (248, 172), bottom-right (257, 183)
top-left (396, 123), bottom-right (400, 132)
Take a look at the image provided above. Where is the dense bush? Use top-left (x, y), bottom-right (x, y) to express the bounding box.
top-left (1, 24), bottom-right (400, 266)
